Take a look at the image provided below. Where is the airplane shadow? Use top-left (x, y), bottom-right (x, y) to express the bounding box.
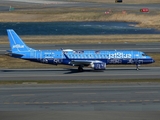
top-left (105, 68), bottom-right (149, 71)
top-left (64, 68), bottom-right (104, 74)
top-left (0, 68), bottom-right (104, 74)
top-left (0, 68), bottom-right (150, 74)
top-left (64, 67), bottom-right (151, 74)
top-left (0, 69), bottom-right (66, 72)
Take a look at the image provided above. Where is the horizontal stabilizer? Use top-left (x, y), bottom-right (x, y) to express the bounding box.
top-left (5, 50), bottom-right (24, 57)
top-left (10, 52), bottom-right (24, 57)
top-left (6, 50), bottom-right (12, 53)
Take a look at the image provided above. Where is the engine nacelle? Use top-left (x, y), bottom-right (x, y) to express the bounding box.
top-left (91, 62), bottom-right (106, 70)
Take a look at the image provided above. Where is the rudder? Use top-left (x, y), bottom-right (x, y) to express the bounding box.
top-left (7, 29), bottom-right (33, 53)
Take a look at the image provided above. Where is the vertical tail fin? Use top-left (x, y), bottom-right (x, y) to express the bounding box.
top-left (7, 29), bottom-right (34, 53)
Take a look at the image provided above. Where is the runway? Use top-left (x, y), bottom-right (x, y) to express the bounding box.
top-left (0, 67), bottom-right (159, 81)
top-left (0, 83), bottom-right (160, 120)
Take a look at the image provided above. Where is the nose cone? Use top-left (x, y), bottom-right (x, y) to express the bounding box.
top-left (145, 56), bottom-right (155, 64)
top-left (152, 59), bottom-right (155, 63)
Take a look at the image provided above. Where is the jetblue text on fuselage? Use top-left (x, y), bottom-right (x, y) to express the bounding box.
top-left (109, 52), bottom-right (131, 59)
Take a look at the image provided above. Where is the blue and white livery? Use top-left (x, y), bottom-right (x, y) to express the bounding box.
top-left (7, 29), bottom-right (155, 71)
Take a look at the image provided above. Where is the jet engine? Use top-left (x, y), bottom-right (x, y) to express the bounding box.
top-left (90, 62), bottom-right (106, 70)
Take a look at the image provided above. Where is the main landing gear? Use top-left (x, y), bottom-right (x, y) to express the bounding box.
top-left (136, 64), bottom-right (139, 70)
top-left (78, 66), bottom-right (84, 72)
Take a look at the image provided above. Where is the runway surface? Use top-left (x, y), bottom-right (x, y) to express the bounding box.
top-left (0, 83), bottom-right (160, 120)
top-left (0, 67), bottom-right (159, 81)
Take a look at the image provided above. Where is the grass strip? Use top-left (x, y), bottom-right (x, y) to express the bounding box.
top-left (0, 6), bottom-right (160, 29)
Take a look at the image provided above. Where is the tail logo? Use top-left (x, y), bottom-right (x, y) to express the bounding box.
top-left (12, 44), bottom-right (25, 49)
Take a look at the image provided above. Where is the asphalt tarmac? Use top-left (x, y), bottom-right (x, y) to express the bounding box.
top-left (0, 67), bottom-right (159, 81)
top-left (0, 83), bottom-right (160, 120)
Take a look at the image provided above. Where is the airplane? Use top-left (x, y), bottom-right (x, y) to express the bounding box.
top-left (6, 29), bottom-right (155, 71)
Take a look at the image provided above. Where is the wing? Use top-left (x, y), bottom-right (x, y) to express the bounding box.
top-left (63, 51), bottom-right (105, 66)
top-left (71, 60), bottom-right (106, 70)
top-left (70, 60), bottom-right (104, 66)
top-left (63, 50), bottom-right (106, 70)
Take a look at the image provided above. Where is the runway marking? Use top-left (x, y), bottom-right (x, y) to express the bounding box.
top-left (3, 99), bottom-right (160, 105)
top-left (11, 94), bottom-right (35, 96)
top-left (153, 100), bottom-right (160, 102)
top-left (73, 93), bottom-right (96, 95)
top-left (4, 102), bottom-right (10, 104)
top-left (135, 91), bottom-right (158, 94)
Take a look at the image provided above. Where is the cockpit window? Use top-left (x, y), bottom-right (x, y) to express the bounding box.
top-left (142, 53), bottom-right (147, 56)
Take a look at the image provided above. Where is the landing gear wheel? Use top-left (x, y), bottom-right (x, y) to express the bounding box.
top-left (136, 64), bottom-right (139, 71)
top-left (78, 66), bottom-right (83, 72)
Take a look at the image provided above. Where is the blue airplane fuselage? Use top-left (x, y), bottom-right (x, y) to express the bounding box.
top-left (12, 49), bottom-right (154, 65)
top-left (7, 29), bottom-right (155, 71)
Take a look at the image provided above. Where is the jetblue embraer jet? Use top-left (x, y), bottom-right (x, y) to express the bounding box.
top-left (7, 29), bottom-right (155, 71)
